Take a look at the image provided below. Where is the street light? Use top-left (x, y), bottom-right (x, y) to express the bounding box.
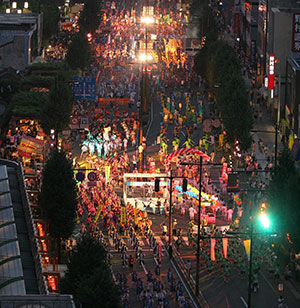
top-left (181, 156), bottom-right (203, 297)
top-left (138, 53), bottom-right (153, 62)
top-left (141, 16), bottom-right (155, 24)
top-left (137, 9), bottom-right (154, 172)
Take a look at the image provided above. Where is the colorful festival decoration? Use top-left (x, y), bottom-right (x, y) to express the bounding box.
top-left (166, 147), bottom-right (210, 162)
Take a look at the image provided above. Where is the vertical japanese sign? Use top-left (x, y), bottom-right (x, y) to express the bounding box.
top-left (268, 54), bottom-right (275, 90)
top-left (233, 13), bottom-right (240, 34)
top-left (292, 13), bottom-right (300, 52)
top-left (250, 40), bottom-right (257, 68)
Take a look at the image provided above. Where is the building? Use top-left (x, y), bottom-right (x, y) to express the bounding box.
top-left (0, 159), bottom-right (75, 306)
top-left (0, 12), bottom-right (43, 71)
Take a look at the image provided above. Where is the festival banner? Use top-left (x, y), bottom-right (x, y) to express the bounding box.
top-left (166, 148), bottom-right (210, 162)
top-left (219, 134), bottom-right (224, 147)
top-left (17, 135), bottom-right (45, 157)
top-left (243, 239), bottom-right (251, 260)
top-left (94, 203), bottom-right (103, 223)
top-left (268, 54), bottom-right (275, 90)
top-left (105, 165), bottom-right (111, 182)
top-left (98, 98), bottom-right (131, 105)
top-left (210, 238), bottom-right (216, 261)
top-left (222, 238), bottom-right (228, 259)
top-left (120, 206), bottom-right (127, 225)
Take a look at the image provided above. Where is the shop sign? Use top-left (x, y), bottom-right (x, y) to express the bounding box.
top-left (268, 54), bottom-right (275, 90)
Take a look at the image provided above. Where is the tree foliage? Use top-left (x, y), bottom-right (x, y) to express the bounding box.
top-left (78, 0), bottom-right (101, 35)
top-left (193, 39), bottom-right (253, 149)
top-left (268, 147), bottom-right (300, 249)
top-left (66, 31), bottom-right (91, 72)
top-left (39, 149), bottom-right (77, 241)
top-left (41, 3), bottom-right (60, 43)
top-left (60, 236), bottom-right (122, 308)
top-left (11, 91), bottom-right (49, 118)
top-left (40, 71), bottom-right (73, 135)
top-left (21, 75), bottom-right (54, 91)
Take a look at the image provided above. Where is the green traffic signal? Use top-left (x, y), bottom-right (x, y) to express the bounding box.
top-left (259, 213), bottom-right (271, 229)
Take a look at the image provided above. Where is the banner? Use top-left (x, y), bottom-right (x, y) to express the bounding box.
top-left (94, 203), bottom-right (103, 223)
top-left (222, 238), bottom-right (228, 259)
top-left (105, 165), bottom-right (111, 182)
top-left (219, 134), bottom-right (224, 147)
top-left (243, 239), bottom-right (251, 260)
top-left (292, 13), bottom-right (300, 52)
top-left (17, 135), bottom-right (45, 157)
top-left (98, 98), bottom-right (131, 105)
top-left (233, 12), bottom-right (240, 34)
top-left (120, 206), bottom-right (127, 225)
top-left (166, 148), bottom-right (210, 162)
top-left (210, 238), bottom-right (216, 261)
top-left (268, 54), bottom-right (275, 90)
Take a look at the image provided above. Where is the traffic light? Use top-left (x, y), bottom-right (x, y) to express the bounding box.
top-left (182, 179), bottom-right (188, 192)
top-left (155, 178), bottom-right (160, 192)
top-left (259, 213), bottom-right (271, 229)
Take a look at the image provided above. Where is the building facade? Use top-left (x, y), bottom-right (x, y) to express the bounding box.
top-left (0, 12), bottom-right (43, 71)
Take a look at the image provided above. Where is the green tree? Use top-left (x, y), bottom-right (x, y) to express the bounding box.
top-left (40, 71), bottom-right (73, 135)
top-left (79, 0), bottom-right (101, 35)
top-left (268, 147), bottom-right (300, 249)
top-left (65, 31), bottom-right (91, 72)
top-left (11, 91), bottom-right (49, 118)
top-left (41, 3), bottom-right (60, 43)
top-left (39, 149), bottom-right (77, 250)
top-left (60, 236), bottom-right (122, 308)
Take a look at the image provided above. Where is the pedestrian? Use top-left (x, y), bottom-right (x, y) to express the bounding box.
top-left (121, 252), bottom-right (128, 268)
top-left (173, 218), bottom-right (178, 236)
top-left (277, 295), bottom-right (284, 308)
top-left (186, 260), bottom-right (192, 276)
top-left (128, 254), bottom-right (135, 272)
top-left (167, 268), bottom-right (173, 283)
top-left (155, 264), bottom-right (160, 276)
top-left (162, 223), bottom-right (167, 236)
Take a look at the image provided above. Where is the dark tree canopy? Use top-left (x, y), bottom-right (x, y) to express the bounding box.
top-left (11, 91), bottom-right (49, 119)
top-left (60, 236), bottom-right (122, 308)
top-left (193, 39), bottom-right (253, 149)
top-left (268, 147), bottom-right (300, 249)
top-left (65, 31), bottom-right (91, 72)
top-left (78, 0), bottom-right (101, 35)
top-left (39, 149), bottom-right (77, 240)
top-left (40, 71), bottom-right (73, 135)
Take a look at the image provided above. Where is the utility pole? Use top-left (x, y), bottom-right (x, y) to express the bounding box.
top-left (181, 155), bottom-right (203, 296)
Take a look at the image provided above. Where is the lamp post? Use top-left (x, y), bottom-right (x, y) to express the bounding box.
top-left (138, 7), bottom-right (154, 172)
top-left (181, 155), bottom-right (203, 296)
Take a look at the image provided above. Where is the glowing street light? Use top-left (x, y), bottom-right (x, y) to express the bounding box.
top-left (24, 2), bottom-right (29, 9)
top-left (12, 2), bottom-right (17, 9)
top-left (259, 213), bottom-right (271, 229)
top-left (138, 53), bottom-right (153, 62)
top-left (141, 16), bottom-right (155, 24)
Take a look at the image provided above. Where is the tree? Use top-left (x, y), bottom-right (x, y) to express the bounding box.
top-left (40, 70), bottom-right (73, 135)
top-left (197, 40), bottom-right (253, 149)
top-left (268, 147), bottom-right (300, 249)
top-left (78, 0), bottom-right (101, 35)
top-left (39, 149), bottom-right (77, 246)
top-left (60, 236), bottom-right (122, 308)
top-left (41, 3), bottom-right (60, 44)
top-left (11, 91), bottom-right (49, 119)
top-left (65, 31), bottom-right (91, 72)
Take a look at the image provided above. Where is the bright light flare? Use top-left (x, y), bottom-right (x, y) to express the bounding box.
top-left (138, 53), bottom-right (153, 62)
top-left (259, 213), bottom-right (270, 229)
top-left (141, 16), bottom-right (155, 24)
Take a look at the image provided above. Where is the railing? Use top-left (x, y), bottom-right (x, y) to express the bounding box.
top-left (171, 245), bottom-right (210, 308)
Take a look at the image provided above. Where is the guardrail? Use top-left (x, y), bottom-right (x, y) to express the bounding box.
top-left (171, 246), bottom-right (210, 308)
